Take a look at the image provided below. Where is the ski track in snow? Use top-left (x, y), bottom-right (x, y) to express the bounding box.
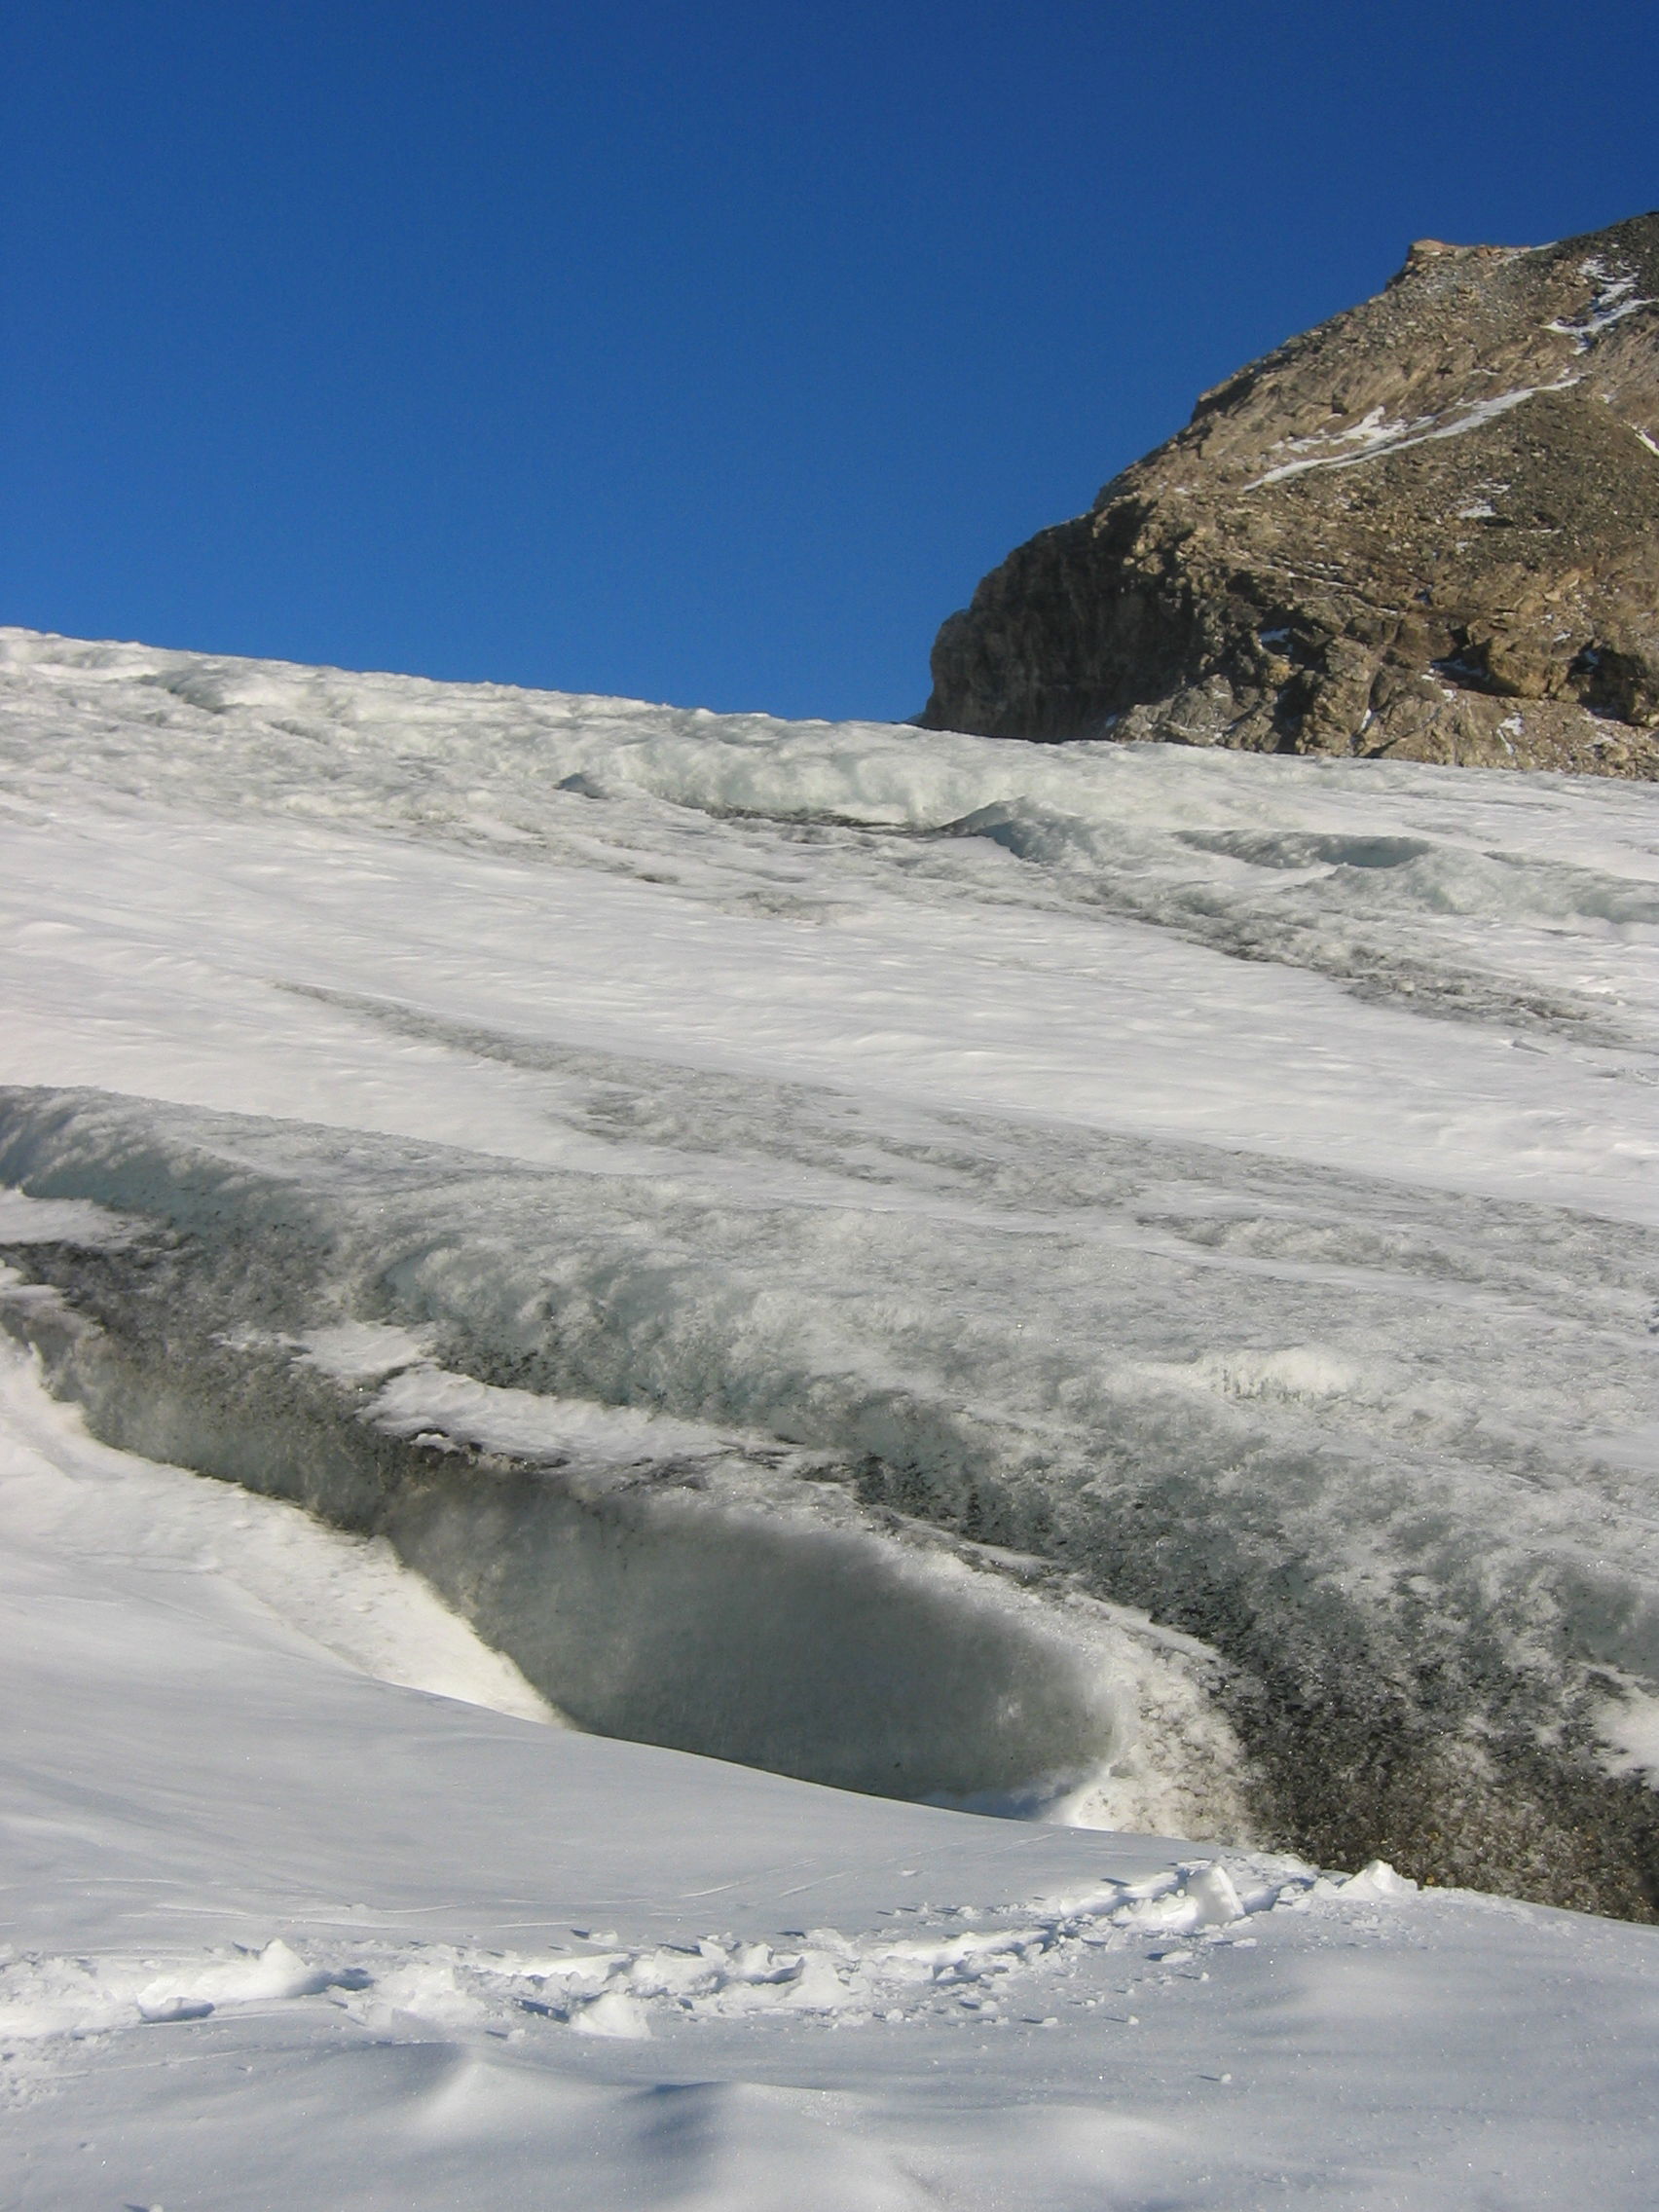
top-left (3, 628), bottom-right (1659, 2200)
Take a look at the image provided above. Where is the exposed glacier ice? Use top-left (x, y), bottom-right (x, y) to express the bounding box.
top-left (3, 629), bottom-right (1659, 1913)
top-left (0, 1113), bottom-right (1248, 1839)
top-left (10, 1347), bottom-right (1652, 2211)
top-left (4, 622), bottom-right (1658, 1070)
top-left (3, 1071), bottom-right (1656, 1909)
top-left (0, 1331), bottom-right (559, 1724)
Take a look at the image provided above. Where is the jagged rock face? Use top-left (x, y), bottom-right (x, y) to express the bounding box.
top-left (922, 213), bottom-right (1659, 776)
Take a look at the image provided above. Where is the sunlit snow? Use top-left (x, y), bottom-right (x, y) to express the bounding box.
top-left (3, 628), bottom-right (1658, 2206)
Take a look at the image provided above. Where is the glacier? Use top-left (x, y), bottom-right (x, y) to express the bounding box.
top-left (3, 627), bottom-right (1659, 2204)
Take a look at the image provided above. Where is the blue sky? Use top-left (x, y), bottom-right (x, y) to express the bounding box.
top-left (5, 1), bottom-right (1656, 721)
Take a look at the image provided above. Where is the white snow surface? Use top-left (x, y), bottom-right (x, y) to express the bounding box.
top-left (3, 628), bottom-right (1659, 2199)
top-left (2, 627), bottom-right (1657, 1214)
top-left (4, 1343), bottom-right (1657, 2209)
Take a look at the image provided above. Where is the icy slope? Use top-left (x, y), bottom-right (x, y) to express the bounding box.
top-left (5, 1348), bottom-right (1657, 2212)
top-left (2, 629), bottom-right (1658, 1913)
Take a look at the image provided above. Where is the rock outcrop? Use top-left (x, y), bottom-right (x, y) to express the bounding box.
top-left (921, 213), bottom-right (1659, 776)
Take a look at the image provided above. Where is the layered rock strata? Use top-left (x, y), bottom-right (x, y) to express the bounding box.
top-left (922, 213), bottom-right (1659, 776)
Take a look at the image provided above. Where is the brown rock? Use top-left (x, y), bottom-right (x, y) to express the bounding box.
top-left (920, 213), bottom-right (1659, 777)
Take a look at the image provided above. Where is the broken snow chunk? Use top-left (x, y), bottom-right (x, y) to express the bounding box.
top-left (136, 1994), bottom-right (214, 2024)
top-left (293, 1322), bottom-right (435, 1383)
top-left (1185, 1863), bottom-right (1245, 1927)
top-left (786, 1954), bottom-right (849, 2010)
top-left (570, 1989), bottom-right (651, 2040)
top-left (0, 1189), bottom-right (138, 1247)
top-left (1341, 1860), bottom-right (1418, 1901)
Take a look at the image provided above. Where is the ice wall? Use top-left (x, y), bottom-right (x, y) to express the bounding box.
top-left (0, 1101), bottom-right (1246, 1837)
top-left (4, 1082), bottom-right (1658, 1913)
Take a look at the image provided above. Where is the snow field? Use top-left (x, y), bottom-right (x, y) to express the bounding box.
top-left (1, 629), bottom-right (1658, 1896)
top-left (4, 1057), bottom-right (1657, 1904)
top-left (1, 1857), bottom-right (1403, 2051)
top-left (4, 628), bottom-right (1659, 1112)
top-left (6, 628), bottom-right (1659, 2197)
top-left (3, 1345), bottom-right (1657, 2208)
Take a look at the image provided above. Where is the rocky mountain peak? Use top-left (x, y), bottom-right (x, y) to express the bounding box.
top-left (921, 212), bottom-right (1659, 776)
